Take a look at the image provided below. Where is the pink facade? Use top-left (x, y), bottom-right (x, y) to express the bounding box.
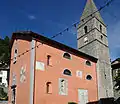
top-left (9, 32), bottom-right (98, 104)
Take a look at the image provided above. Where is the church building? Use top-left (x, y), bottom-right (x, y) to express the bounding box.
top-left (8, 0), bottom-right (113, 104)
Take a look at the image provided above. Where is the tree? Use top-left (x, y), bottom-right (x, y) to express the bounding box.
top-left (0, 36), bottom-right (10, 67)
top-left (114, 70), bottom-right (120, 91)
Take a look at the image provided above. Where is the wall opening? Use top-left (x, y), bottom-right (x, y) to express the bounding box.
top-left (63, 69), bottom-right (72, 76)
top-left (46, 82), bottom-right (52, 94)
top-left (84, 26), bottom-right (88, 34)
top-left (63, 53), bottom-right (71, 60)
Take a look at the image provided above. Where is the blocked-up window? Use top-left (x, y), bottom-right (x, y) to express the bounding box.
top-left (76, 71), bottom-right (82, 79)
top-left (59, 78), bottom-right (68, 95)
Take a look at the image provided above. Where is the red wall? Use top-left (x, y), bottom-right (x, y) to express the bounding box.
top-left (9, 38), bottom-right (98, 104)
top-left (35, 41), bottom-right (98, 104)
top-left (8, 38), bottom-right (31, 104)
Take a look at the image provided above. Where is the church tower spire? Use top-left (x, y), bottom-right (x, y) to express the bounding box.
top-left (77, 0), bottom-right (113, 99)
top-left (81, 0), bottom-right (104, 24)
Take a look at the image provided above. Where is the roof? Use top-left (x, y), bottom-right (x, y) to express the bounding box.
top-left (111, 62), bottom-right (120, 69)
top-left (111, 58), bottom-right (120, 69)
top-left (11, 31), bottom-right (98, 63)
top-left (81, 0), bottom-right (105, 25)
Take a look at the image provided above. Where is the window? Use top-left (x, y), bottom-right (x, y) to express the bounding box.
top-left (0, 77), bottom-right (2, 83)
top-left (11, 86), bottom-right (16, 104)
top-left (84, 37), bottom-right (88, 44)
top-left (63, 69), bottom-right (72, 76)
top-left (86, 75), bottom-right (92, 80)
top-left (13, 48), bottom-right (18, 64)
top-left (47, 55), bottom-right (52, 66)
top-left (100, 24), bottom-right (102, 32)
top-left (46, 82), bottom-right (52, 94)
top-left (59, 78), bottom-right (68, 95)
top-left (86, 60), bottom-right (91, 66)
top-left (63, 53), bottom-right (71, 60)
top-left (84, 26), bottom-right (88, 34)
top-left (101, 35), bottom-right (103, 40)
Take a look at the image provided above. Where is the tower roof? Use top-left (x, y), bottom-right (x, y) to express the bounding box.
top-left (81, 0), bottom-right (104, 24)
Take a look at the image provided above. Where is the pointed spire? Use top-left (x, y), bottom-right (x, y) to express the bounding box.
top-left (81, 0), bottom-right (104, 24)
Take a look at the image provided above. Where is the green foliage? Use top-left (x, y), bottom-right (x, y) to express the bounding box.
top-left (0, 36), bottom-right (10, 67)
top-left (114, 71), bottom-right (120, 90)
top-left (0, 87), bottom-right (8, 101)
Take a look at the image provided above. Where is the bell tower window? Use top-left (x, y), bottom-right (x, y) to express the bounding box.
top-left (101, 35), bottom-right (103, 41)
top-left (84, 26), bottom-right (88, 34)
top-left (100, 25), bottom-right (102, 32)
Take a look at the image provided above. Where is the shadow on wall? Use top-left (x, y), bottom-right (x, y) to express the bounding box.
top-left (68, 102), bottom-right (77, 104)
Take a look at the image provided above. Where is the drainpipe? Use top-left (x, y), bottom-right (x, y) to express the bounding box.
top-left (30, 38), bottom-right (36, 104)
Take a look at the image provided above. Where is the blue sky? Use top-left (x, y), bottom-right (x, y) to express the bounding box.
top-left (0, 0), bottom-right (120, 61)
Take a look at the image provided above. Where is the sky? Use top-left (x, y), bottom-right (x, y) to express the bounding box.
top-left (0, 0), bottom-right (120, 61)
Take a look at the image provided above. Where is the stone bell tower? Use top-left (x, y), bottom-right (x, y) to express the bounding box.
top-left (77, 0), bottom-right (113, 98)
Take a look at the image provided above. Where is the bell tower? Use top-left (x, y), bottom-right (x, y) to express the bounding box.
top-left (77, 0), bottom-right (113, 98)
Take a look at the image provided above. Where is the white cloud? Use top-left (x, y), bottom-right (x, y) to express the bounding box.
top-left (28, 15), bottom-right (36, 20)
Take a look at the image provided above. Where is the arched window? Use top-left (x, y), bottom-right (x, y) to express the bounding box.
top-left (86, 60), bottom-right (91, 66)
top-left (63, 69), bottom-right (72, 76)
top-left (63, 53), bottom-right (71, 60)
top-left (86, 75), bottom-right (92, 80)
top-left (84, 26), bottom-right (88, 34)
top-left (100, 24), bottom-right (102, 32)
top-left (46, 82), bottom-right (52, 94)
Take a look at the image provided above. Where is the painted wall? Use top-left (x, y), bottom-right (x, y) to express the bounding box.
top-left (34, 41), bottom-right (98, 104)
top-left (8, 37), bottom-right (31, 104)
